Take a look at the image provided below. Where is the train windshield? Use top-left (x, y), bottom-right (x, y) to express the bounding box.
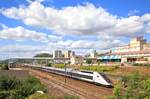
top-left (99, 73), bottom-right (112, 83)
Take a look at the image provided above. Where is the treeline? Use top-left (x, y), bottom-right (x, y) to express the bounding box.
top-left (34, 53), bottom-right (52, 57)
top-left (108, 72), bottom-right (150, 99)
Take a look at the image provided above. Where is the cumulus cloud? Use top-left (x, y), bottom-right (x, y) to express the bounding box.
top-left (1, 2), bottom-right (150, 37)
top-left (1, 1), bottom-right (150, 58)
top-left (0, 24), bottom-right (63, 42)
top-left (48, 35), bottom-right (62, 42)
top-left (0, 26), bottom-right (48, 42)
top-left (128, 10), bottom-right (140, 16)
top-left (0, 44), bottom-right (50, 59)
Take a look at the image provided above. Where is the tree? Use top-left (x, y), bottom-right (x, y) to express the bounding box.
top-left (34, 53), bottom-right (52, 57)
top-left (86, 59), bottom-right (92, 64)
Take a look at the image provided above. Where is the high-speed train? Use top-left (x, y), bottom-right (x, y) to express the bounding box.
top-left (24, 64), bottom-right (113, 87)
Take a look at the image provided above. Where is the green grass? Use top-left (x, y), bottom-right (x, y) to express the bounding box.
top-left (53, 64), bottom-right (119, 73)
top-left (27, 93), bottom-right (80, 99)
top-left (0, 76), bottom-right (47, 99)
top-left (80, 66), bottom-right (119, 73)
top-left (108, 72), bottom-right (150, 99)
top-left (27, 92), bottom-right (53, 99)
top-left (54, 64), bottom-right (65, 68)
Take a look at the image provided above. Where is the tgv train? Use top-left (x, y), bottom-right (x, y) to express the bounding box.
top-left (24, 64), bottom-right (113, 87)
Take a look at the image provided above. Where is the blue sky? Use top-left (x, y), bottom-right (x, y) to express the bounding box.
top-left (0, 0), bottom-right (150, 58)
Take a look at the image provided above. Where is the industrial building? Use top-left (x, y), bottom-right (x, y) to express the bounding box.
top-left (99, 37), bottom-right (150, 63)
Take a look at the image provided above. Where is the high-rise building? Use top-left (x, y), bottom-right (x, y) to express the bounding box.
top-left (53, 50), bottom-right (62, 59)
top-left (71, 51), bottom-right (75, 57)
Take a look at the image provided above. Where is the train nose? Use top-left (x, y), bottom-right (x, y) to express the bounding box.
top-left (107, 83), bottom-right (113, 88)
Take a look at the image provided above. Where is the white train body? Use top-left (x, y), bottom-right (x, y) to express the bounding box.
top-left (24, 64), bottom-right (113, 87)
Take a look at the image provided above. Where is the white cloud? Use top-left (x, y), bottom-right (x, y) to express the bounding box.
top-left (26, 0), bottom-right (45, 3)
top-left (1, 2), bottom-right (150, 37)
top-left (128, 10), bottom-right (140, 16)
top-left (0, 24), bottom-right (63, 42)
top-left (113, 16), bottom-right (144, 37)
top-left (1, 2), bottom-right (150, 58)
top-left (0, 44), bottom-right (50, 58)
top-left (48, 35), bottom-right (62, 42)
top-left (1, 2), bottom-right (116, 35)
top-left (0, 26), bottom-right (48, 42)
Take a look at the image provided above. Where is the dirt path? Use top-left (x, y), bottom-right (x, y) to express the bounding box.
top-left (26, 68), bottom-right (113, 99)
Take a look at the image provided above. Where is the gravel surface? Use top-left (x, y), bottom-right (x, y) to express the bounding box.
top-left (26, 68), bottom-right (113, 99)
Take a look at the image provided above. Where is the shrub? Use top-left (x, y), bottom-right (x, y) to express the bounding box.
top-left (47, 63), bottom-right (52, 67)
top-left (0, 91), bottom-right (10, 99)
top-left (86, 59), bottom-right (92, 64)
top-left (0, 76), bottom-right (19, 90)
top-left (108, 72), bottom-right (150, 99)
top-left (0, 76), bottom-right (47, 99)
top-left (0, 63), bottom-right (9, 70)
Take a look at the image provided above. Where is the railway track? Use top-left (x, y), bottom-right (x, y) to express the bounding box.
top-left (25, 68), bottom-right (113, 99)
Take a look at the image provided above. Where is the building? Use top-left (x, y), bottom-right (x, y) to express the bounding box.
top-left (53, 50), bottom-right (62, 59)
top-left (99, 37), bottom-right (150, 63)
top-left (90, 50), bottom-right (97, 58)
top-left (64, 50), bottom-right (71, 58)
top-left (111, 36), bottom-right (147, 53)
top-left (64, 50), bottom-right (75, 58)
top-left (70, 56), bottom-right (83, 65)
top-left (71, 51), bottom-right (75, 57)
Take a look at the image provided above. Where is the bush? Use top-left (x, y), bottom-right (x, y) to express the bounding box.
top-left (0, 63), bottom-right (9, 70)
top-left (86, 59), bottom-right (92, 64)
top-left (0, 91), bottom-right (10, 99)
top-left (46, 63), bottom-right (52, 67)
top-left (108, 72), bottom-right (150, 99)
top-left (0, 76), bottom-right (19, 90)
top-left (0, 76), bottom-right (47, 99)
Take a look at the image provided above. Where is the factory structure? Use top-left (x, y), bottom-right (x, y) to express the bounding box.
top-left (99, 37), bottom-right (150, 63)
top-left (52, 37), bottom-right (150, 65)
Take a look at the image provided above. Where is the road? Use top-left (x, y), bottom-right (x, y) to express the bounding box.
top-left (25, 68), bottom-right (113, 99)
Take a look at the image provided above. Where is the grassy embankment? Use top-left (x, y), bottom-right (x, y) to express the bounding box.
top-left (54, 63), bottom-right (119, 73)
top-left (0, 75), bottom-right (80, 99)
top-left (107, 72), bottom-right (150, 99)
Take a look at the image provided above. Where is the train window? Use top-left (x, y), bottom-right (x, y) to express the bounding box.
top-left (72, 73), bottom-right (93, 80)
top-left (80, 71), bottom-right (93, 74)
